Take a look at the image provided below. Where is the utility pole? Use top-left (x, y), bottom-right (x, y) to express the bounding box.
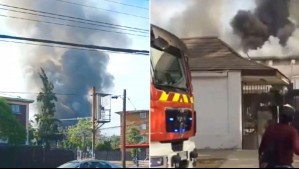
top-left (121, 89), bottom-right (127, 168)
top-left (92, 86), bottom-right (96, 158)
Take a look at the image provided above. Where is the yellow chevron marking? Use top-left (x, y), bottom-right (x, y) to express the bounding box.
top-left (183, 95), bottom-right (189, 103)
top-left (159, 92), bottom-right (169, 101)
top-left (173, 93), bottom-right (180, 102)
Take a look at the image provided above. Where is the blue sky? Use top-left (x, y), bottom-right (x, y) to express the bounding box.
top-left (0, 0), bottom-right (149, 136)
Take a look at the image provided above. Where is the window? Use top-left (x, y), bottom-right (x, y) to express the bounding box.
top-left (140, 124), bottom-right (147, 130)
top-left (11, 105), bottom-right (20, 114)
top-left (151, 47), bottom-right (188, 91)
top-left (140, 112), bottom-right (147, 119)
top-left (94, 161), bottom-right (111, 168)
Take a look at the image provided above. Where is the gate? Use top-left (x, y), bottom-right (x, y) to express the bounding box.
top-left (242, 84), bottom-right (276, 150)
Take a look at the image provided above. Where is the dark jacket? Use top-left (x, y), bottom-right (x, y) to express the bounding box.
top-left (259, 124), bottom-right (299, 166)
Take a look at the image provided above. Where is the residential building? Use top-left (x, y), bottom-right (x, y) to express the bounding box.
top-left (116, 110), bottom-right (149, 144)
top-left (252, 57), bottom-right (299, 89)
top-left (1, 96), bottom-right (34, 144)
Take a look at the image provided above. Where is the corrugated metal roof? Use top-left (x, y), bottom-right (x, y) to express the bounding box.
top-left (182, 37), bottom-right (275, 71)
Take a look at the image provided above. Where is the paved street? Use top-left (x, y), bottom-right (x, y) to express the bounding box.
top-left (195, 150), bottom-right (299, 168)
top-left (109, 150), bottom-right (299, 168)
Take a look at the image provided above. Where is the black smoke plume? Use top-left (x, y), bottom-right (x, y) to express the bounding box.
top-left (231, 0), bottom-right (295, 52)
top-left (42, 50), bottom-right (114, 119)
top-left (2, 0), bottom-right (131, 120)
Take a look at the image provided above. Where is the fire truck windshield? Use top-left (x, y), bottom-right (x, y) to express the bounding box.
top-left (151, 46), bottom-right (188, 92)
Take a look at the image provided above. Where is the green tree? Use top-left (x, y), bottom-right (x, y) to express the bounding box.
top-left (96, 140), bottom-right (112, 151)
top-left (28, 121), bottom-right (37, 145)
top-left (35, 67), bottom-right (62, 148)
top-left (0, 97), bottom-right (26, 144)
top-left (37, 68), bottom-right (57, 116)
top-left (110, 135), bottom-right (120, 151)
top-left (66, 119), bottom-right (92, 151)
top-left (127, 127), bottom-right (142, 160)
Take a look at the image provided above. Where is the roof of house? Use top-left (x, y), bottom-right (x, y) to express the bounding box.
top-left (115, 110), bottom-right (149, 115)
top-left (181, 37), bottom-right (290, 85)
top-left (1, 96), bottom-right (34, 103)
top-left (182, 37), bottom-right (276, 72)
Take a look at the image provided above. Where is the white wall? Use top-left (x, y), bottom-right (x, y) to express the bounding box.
top-left (191, 71), bottom-right (242, 149)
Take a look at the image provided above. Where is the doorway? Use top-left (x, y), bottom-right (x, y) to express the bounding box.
top-left (242, 85), bottom-right (276, 150)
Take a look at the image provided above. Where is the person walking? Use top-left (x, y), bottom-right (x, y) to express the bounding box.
top-left (259, 104), bottom-right (299, 168)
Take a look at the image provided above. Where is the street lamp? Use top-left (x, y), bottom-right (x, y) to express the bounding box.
top-left (111, 89), bottom-right (126, 168)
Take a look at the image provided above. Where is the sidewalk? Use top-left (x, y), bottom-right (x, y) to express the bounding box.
top-left (219, 150), bottom-right (258, 168)
top-left (109, 160), bottom-right (149, 168)
top-left (196, 150), bottom-right (299, 168)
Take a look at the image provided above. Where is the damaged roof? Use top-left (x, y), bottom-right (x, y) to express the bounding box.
top-left (182, 37), bottom-right (276, 72)
top-left (182, 37), bottom-right (290, 85)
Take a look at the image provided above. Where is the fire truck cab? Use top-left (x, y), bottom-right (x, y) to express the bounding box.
top-left (150, 24), bottom-right (198, 168)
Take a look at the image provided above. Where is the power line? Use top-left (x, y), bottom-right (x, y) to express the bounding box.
top-left (0, 14), bottom-right (148, 37)
top-left (0, 7), bottom-right (148, 34)
top-left (0, 4), bottom-right (148, 32)
top-left (0, 39), bottom-right (99, 53)
top-left (100, 126), bottom-right (120, 130)
top-left (0, 35), bottom-right (149, 55)
top-left (101, 0), bottom-right (149, 10)
top-left (55, 0), bottom-right (149, 19)
top-left (127, 98), bottom-right (137, 110)
top-left (0, 39), bottom-right (145, 56)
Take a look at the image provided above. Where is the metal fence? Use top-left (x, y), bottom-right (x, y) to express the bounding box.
top-left (0, 144), bottom-right (75, 168)
top-left (95, 149), bottom-right (148, 161)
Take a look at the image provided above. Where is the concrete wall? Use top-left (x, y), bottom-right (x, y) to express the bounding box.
top-left (191, 71), bottom-right (242, 149)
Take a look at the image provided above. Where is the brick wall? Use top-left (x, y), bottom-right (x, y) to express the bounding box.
top-left (120, 111), bottom-right (149, 143)
top-left (9, 104), bottom-right (27, 128)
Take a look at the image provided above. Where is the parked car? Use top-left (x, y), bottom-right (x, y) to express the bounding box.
top-left (58, 159), bottom-right (122, 168)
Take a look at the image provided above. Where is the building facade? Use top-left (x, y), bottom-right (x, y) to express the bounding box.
top-left (116, 110), bottom-right (149, 144)
top-left (182, 37), bottom-right (289, 149)
top-left (253, 57), bottom-right (299, 89)
top-left (1, 96), bottom-right (34, 144)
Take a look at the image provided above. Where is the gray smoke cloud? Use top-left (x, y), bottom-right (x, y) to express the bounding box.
top-left (231, 0), bottom-right (295, 52)
top-left (41, 50), bottom-right (113, 119)
top-left (156, 0), bottom-right (224, 38)
top-left (152, 0), bottom-right (299, 57)
top-left (2, 0), bottom-right (131, 119)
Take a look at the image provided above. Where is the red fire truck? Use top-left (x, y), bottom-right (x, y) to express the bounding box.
top-left (150, 24), bottom-right (198, 168)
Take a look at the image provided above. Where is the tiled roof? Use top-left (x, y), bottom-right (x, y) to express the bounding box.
top-left (182, 37), bottom-right (275, 71)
